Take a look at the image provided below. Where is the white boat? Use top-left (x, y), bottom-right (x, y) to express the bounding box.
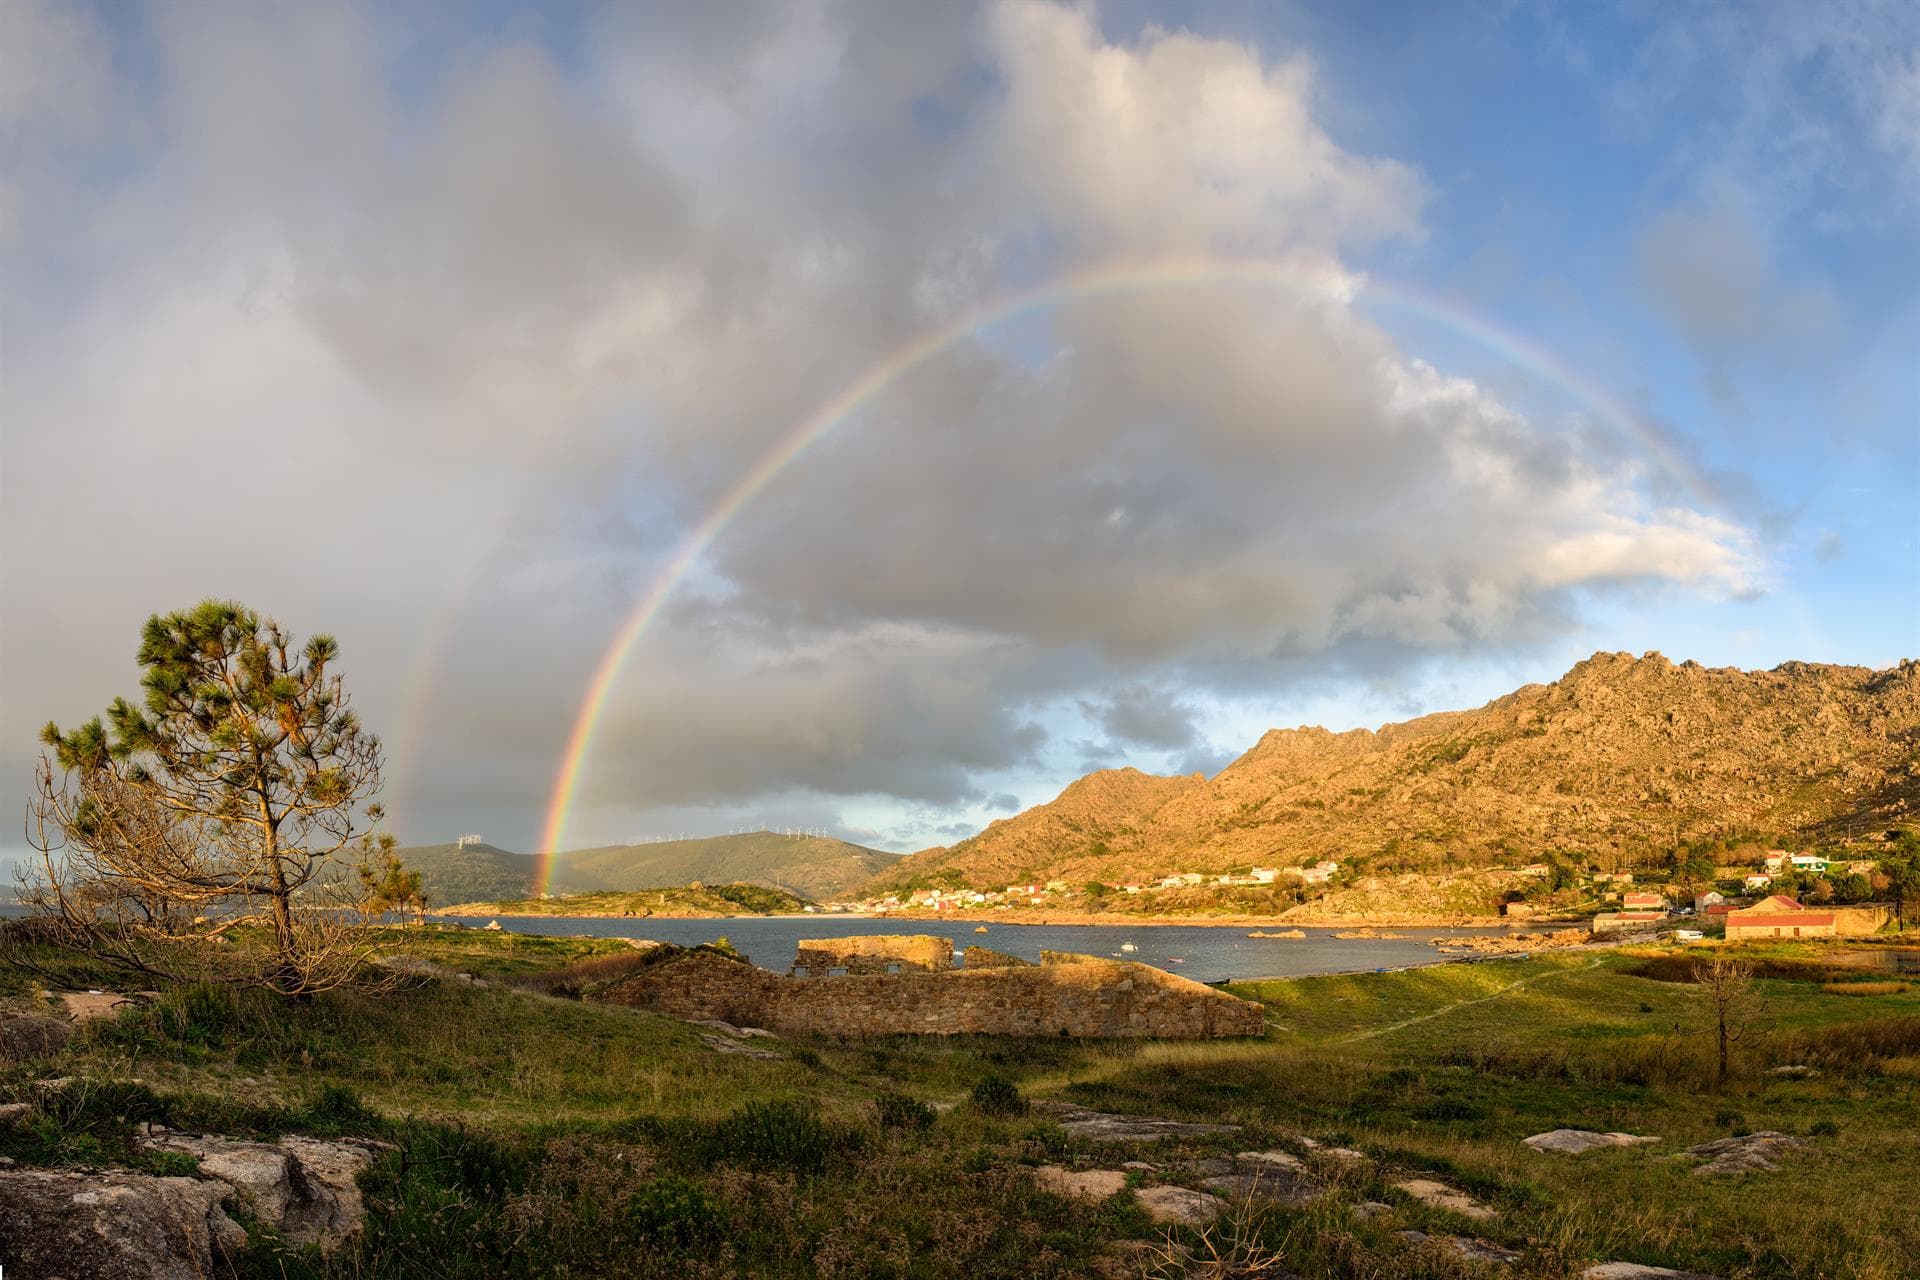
top-left (1120, 942), bottom-right (1137, 953)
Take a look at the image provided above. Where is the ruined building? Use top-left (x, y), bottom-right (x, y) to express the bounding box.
top-left (600, 935), bottom-right (1265, 1039)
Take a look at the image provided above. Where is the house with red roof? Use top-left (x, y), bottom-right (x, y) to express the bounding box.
top-left (1725, 894), bottom-right (1836, 941)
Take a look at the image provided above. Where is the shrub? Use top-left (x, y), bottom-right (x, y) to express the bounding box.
top-left (1413, 1096), bottom-right (1486, 1123)
top-left (290, 1083), bottom-right (382, 1135)
top-left (709, 1099), bottom-right (853, 1175)
top-left (874, 1092), bottom-right (936, 1131)
top-left (626, 1174), bottom-right (723, 1245)
top-left (971, 1075), bottom-right (1027, 1117)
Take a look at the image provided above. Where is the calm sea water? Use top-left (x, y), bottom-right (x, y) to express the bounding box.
top-left (427, 913), bottom-right (1518, 984)
top-left (0, 901), bottom-right (1515, 983)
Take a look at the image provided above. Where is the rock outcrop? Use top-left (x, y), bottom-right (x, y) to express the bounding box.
top-left (139, 1128), bottom-right (389, 1248)
top-left (0, 1168), bottom-right (246, 1279)
top-left (1683, 1131), bottom-right (1811, 1176)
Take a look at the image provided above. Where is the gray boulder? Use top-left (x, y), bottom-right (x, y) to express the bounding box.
top-left (1683, 1131), bottom-right (1810, 1176)
top-left (1523, 1129), bottom-right (1660, 1155)
top-left (1581, 1265), bottom-right (1723, 1279)
top-left (140, 1128), bottom-right (389, 1248)
top-left (0, 1167), bottom-right (246, 1279)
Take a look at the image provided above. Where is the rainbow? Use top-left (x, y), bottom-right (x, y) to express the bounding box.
top-left (530, 253), bottom-right (1720, 891)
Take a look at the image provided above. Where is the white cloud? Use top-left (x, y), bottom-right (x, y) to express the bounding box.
top-left (0, 0), bottom-right (1771, 853)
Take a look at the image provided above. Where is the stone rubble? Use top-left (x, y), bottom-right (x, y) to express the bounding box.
top-left (699, 1033), bottom-right (786, 1060)
top-left (693, 1018), bottom-right (777, 1039)
top-left (1523, 1129), bottom-right (1661, 1155)
top-left (1580, 1265), bottom-right (1724, 1279)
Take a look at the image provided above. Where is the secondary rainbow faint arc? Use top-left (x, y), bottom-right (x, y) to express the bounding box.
top-left (531, 254), bottom-right (1719, 891)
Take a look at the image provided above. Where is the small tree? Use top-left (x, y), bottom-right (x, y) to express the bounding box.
top-left (1695, 955), bottom-right (1766, 1091)
top-left (19, 601), bottom-right (394, 995)
top-left (356, 835), bottom-right (428, 924)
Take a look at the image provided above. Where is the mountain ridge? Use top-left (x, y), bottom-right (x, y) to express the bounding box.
top-left (865, 652), bottom-right (1920, 892)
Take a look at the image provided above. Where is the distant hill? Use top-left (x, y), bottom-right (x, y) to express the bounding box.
top-left (438, 882), bottom-right (813, 918)
top-left (398, 832), bottom-right (898, 907)
top-left (864, 652), bottom-right (1920, 892)
top-left (386, 842), bottom-right (539, 907)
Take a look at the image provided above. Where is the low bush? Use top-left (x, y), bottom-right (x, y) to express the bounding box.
top-left (970, 1074), bottom-right (1027, 1117)
top-left (708, 1099), bottom-right (858, 1175)
top-left (874, 1091), bottom-right (936, 1131)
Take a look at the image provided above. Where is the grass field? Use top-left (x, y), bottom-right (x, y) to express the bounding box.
top-left (3, 927), bottom-right (1916, 1278)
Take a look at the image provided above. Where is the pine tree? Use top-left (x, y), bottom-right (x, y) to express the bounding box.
top-left (22, 600), bottom-right (393, 995)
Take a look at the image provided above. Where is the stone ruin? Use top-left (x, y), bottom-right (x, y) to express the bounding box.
top-left (600, 934), bottom-right (1265, 1038)
top-left (792, 934), bottom-right (952, 975)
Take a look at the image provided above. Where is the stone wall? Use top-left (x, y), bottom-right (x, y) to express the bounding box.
top-left (962, 946), bottom-right (1031, 969)
top-left (603, 947), bottom-right (1264, 1039)
top-left (793, 934), bottom-right (953, 975)
top-left (1833, 904), bottom-right (1894, 936)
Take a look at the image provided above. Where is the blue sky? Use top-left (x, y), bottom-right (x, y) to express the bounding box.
top-left (1, 0), bottom-right (1914, 860)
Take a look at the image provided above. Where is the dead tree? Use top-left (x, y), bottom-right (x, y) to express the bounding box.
top-left (1695, 955), bottom-right (1766, 1091)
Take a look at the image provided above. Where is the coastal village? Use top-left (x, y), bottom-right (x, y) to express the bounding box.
top-left (831, 860), bottom-right (1344, 915)
top-left (824, 847), bottom-right (1897, 949)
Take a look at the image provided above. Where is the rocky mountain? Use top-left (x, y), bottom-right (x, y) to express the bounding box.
top-left (868, 653), bottom-right (1920, 891)
top-left (397, 832), bottom-right (898, 906)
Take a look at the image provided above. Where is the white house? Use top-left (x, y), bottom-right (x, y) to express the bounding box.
top-left (1694, 890), bottom-right (1726, 911)
top-left (1744, 873), bottom-right (1773, 890)
top-left (1250, 867), bottom-right (1279, 884)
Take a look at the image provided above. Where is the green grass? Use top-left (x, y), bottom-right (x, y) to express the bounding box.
top-left (3, 933), bottom-right (1917, 1277)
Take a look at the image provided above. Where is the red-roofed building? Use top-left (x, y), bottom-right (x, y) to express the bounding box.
top-left (1726, 894), bottom-right (1835, 940)
top-left (1623, 891), bottom-right (1666, 911)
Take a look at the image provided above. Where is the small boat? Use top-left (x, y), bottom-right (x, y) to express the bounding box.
top-left (974, 925), bottom-right (989, 933)
top-left (1166, 957), bottom-right (1186, 964)
top-left (1120, 942), bottom-right (1137, 953)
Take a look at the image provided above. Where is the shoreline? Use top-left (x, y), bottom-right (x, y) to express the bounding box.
top-left (433, 906), bottom-right (1581, 929)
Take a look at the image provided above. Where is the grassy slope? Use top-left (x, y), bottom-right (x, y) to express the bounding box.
top-left (3, 933), bottom-right (1916, 1278)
